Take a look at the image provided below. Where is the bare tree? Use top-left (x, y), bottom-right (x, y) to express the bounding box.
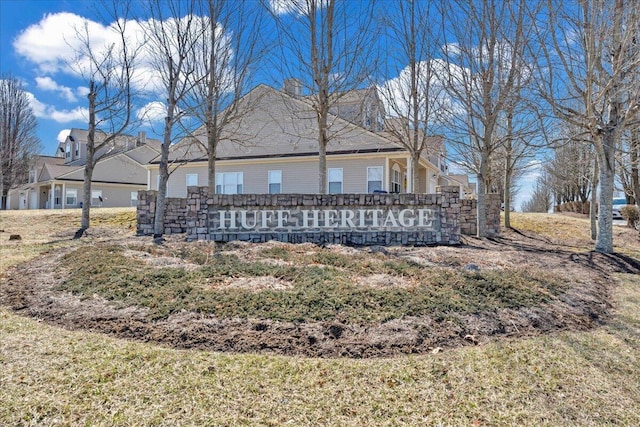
top-left (496, 83), bottom-right (548, 226)
top-left (536, 0), bottom-right (640, 253)
top-left (439, 0), bottom-right (532, 237)
top-left (630, 127), bottom-right (640, 203)
top-left (267, 0), bottom-right (377, 193)
top-left (70, 0), bottom-right (139, 231)
top-left (0, 76), bottom-right (41, 209)
top-left (143, 0), bottom-right (203, 238)
top-left (521, 171), bottom-right (553, 213)
top-left (377, 0), bottom-right (445, 192)
top-left (545, 134), bottom-right (595, 209)
top-left (187, 0), bottom-right (264, 190)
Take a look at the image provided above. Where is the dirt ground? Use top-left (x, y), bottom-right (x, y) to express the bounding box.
top-left (2, 227), bottom-right (640, 358)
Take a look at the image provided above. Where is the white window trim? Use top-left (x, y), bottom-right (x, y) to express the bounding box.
top-left (215, 172), bottom-right (243, 195)
top-left (131, 191), bottom-right (138, 207)
top-left (91, 190), bottom-right (103, 207)
top-left (392, 164), bottom-right (402, 193)
top-left (65, 189), bottom-right (77, 206)
top-left (328, 167), bottom-right (343, 194)
top-left (367, 166), bottom-right (383, 193)
top-left (186, 173), bottom-right (198, 187)
top-left (268, 170), bottom-right (282, 194)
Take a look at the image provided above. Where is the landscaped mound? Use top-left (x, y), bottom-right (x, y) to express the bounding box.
top-left (1, 232), bottom-right (619, 358)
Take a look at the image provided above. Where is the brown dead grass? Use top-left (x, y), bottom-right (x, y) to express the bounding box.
top-left (1, 209), bottom-right (639, 425)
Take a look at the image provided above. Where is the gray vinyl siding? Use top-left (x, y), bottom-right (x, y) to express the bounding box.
top-left (155, 156), bottom-right (389, 196)
top-left (59, 183), bottom-right (142, 208)
top-left (418, 168), bottom-right (427, 193)
top-left (61, 155), bottom-right (147, 185)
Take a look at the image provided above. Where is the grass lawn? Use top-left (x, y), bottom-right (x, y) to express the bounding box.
top-left (1, 208), bottom-right (639, 426)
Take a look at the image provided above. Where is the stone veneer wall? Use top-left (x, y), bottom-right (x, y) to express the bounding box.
top-left (136, 190), bottom-right (188, 235)
top-left (459, 194), bottom-right (501, 237)
top-left (137, 186), bottom-right (501, 244)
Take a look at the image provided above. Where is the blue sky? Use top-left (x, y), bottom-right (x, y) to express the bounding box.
top-left (0, 0), bottom-right (105, 155)
top-left (0, 0), bottom-right (541, 208)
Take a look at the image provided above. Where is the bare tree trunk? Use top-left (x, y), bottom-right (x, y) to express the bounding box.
top-left (317, 100), bottom-right (329, 193)
top-left (154, 106), bottom-right (174, 238)
top-left (503, 109), bottom-right (514, 228)
top-left (477, 151), bottom-right (489, 237)
top-left (411, 154), bottom-right (420, 194)
top-left (590, 158), bottom-right (598, 240)
top-left (0, 162), bottom-right (4, 210)
top-left (595, 132), bottom-right (616, 252)
top-left (504, 156), bottom-right (513, 228)
top-left (207, 132), bottom-right (217, 189)
top-left (631, 128), bottom-right (640, 204)
top-left (318, 132), bottom-right (328, 193)
top-left (81, 87), bottom-right (96, 230)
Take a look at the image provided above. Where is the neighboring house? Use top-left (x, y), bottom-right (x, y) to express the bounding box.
top-left (6, 129), bottom-right (161, 210)
top-left (447, 174), bottom-right (477, 200)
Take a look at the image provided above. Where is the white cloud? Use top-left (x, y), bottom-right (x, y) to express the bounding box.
top-left (13, 12), bottom-right (111, 75)
top-left (76, 86), bottom-right (91, 97)
top-left (14, 12), bottom-right (236, 99)
top-left (35, 76), bottom-right (77, 102)
top-left (25, 91), bottom-right (88, 123)
top-left (442, 43), bottom-right (461, 57)
top-left (377, 59), bottom-right (462, 124)
top-left (48, 107), bottom-right (88, 123)
top-left (269, 0), bottom-right (306, 15)
top-left (57, 129), bottom-right (72, 142)
top-left (24, 92), bottom-right (47, 117)
top-left (136, 101), bottom-right (167, 123)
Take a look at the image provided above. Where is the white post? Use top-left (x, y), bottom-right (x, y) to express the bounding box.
top-left (406, 157), bottom-right (412, 193)
top-left (385, 158), bottom-right (390, 192)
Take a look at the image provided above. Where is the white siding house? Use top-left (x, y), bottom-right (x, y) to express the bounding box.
top-left (6, 129), bottom-right (161, 210)
top-left (148, 84), bottom-right (471, 198)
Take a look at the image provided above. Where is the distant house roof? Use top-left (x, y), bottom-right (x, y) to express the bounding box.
top-left (57, 128), bottom-right (162, 165)
top-left (153, 84), bottom-right (410, 164)
top-left (39, 163), bottom-right (81, 182)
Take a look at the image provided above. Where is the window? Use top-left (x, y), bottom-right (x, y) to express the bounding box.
top-left (29, 169), bottom-right (36, 183)
top-left (74, 143), bottom-right (79, 157)
top-left (91, 190), bottom-right (103, 207)
top-left (328, 168), bottom-right (343, 194)
top-left (65, 143), bottom-right (71, 159)
top-left (66, 189), bottom-right (77, 206)
top-left (391, 165), bottom-right (402, 193)
top-left (367, 166), bottom-right (383, 193)
top-left (268, 170), bottom-right (282, 194)
top-left (215, 172), bottom-right (243, 194)
top-left (186, 173), bottom-right (198, 187)
top-left (131, 191), bottom-right (138, 207)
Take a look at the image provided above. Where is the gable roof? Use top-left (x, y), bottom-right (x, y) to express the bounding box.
top-left (57, 128), bottom-right (162, 164)
top-left (156, 84), bottom-right (404, 164)
top-left (39, 163), bottom-right (81, 181)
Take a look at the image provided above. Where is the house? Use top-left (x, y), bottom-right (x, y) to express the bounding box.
top-left (447, 174), bottom-right (477, 200)
top-left (148, 83), bottom-right (473, 199)
top-left (6, 129), bottom-right (161, 210)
